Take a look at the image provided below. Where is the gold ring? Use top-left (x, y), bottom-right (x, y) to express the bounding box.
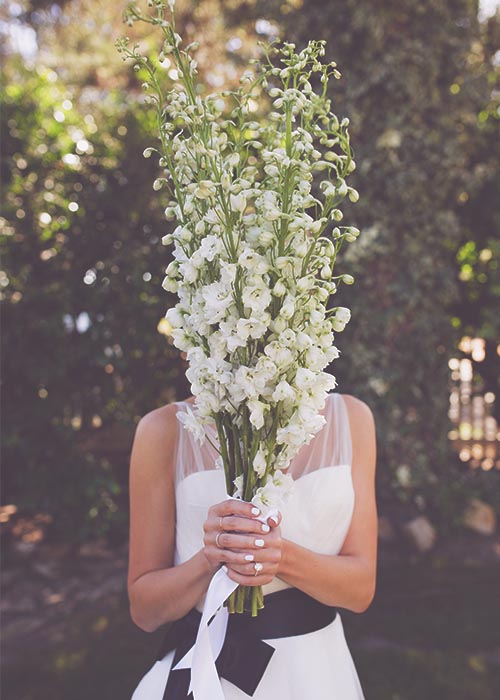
top-left (215, 532), bottom-right (223, 548)
top-left (219, 516), bottom-right (224, 530)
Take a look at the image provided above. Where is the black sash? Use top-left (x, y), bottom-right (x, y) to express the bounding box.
top-left (155, 587), bottom-right (338, 698)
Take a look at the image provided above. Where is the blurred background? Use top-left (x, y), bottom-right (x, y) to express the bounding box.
top-left (1, 0), bottom-right (500, 697)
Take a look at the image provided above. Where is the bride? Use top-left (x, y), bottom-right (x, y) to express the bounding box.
top-left (127, 390), bottom-right (377, 699)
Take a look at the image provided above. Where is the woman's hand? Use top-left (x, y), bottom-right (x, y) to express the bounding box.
top-left (202, 498), bottom-right (283, 586)
top-left (224, 517), bottom-right (283, 587)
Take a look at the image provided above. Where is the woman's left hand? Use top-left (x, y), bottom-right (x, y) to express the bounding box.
top-left (224, 511), bottom-right (283, 586)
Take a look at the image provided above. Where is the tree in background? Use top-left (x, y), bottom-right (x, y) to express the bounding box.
top-left (1, 0), bottom-right (248, 543)
top-left (1, 0), bottom-right (499, 544)
top-left (1, 54), bottom-right (189, 542)
top-left (450, 9), bottom-right (500, 422)
top-left (222, 0), bottom-right (500, 525)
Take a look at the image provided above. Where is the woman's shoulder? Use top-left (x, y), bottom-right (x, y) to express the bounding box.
top-left (130, 403), bottom-right (181, 481)
top-left (338, 392), bottom-right (376, 443)
top-left (338, 393), bottom-right (377, 469)
top-left (339, 392), bottom-right (374, 423)
top-left (133, 402), bottom-right (181, 451)
top-left (138, 401), bottom-right (178, 428)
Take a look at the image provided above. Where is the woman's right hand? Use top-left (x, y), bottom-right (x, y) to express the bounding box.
top-left (202, 498), bottom-right (281, 577)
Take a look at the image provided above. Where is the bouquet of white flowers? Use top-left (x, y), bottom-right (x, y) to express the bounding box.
top-left (116, 0), bottom-right (360, 617)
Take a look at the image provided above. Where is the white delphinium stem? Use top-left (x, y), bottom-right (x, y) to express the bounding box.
top-left (116, 0), bottom-right (360, 615)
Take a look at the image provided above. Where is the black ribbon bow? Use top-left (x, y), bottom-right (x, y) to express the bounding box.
top-left (155, 587), bottom-right (338, 699)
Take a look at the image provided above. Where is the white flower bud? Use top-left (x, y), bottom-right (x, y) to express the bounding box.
top-left (272, 279), bottom-right (287, 297)
top-left (230, 193), bottom-right (247, 213)
top-left (296, 276), bottom-right (312, 293)
top-left (162, 276), bottom-right (178, 292)
top-left (331, 306), bottom-right (351, 332)
top-left (320, 180), bottom-right (336, 197)
top-left (227, 153), bottom-right (240, 168)
top-left (258, 230), bottom-right (274, 247)
top-left (309, 220), bottom-right (323, 234)
top-left (280, 295), bottom-right (295, 320)
top-left (337, 180), bottom-right (348, 197)
top-left (165, 260), bottom-right (178, 276)
top-left (275, 256), bottom-right (290, 270)
top-left (295, 331), bottom-right (312, 350)
top-left (194, 180), bottom-right (216, 199)
top-left (295, 240), bottom-right (308, 257)
top-left (165, 305), bottom-right (183, 328)
top-left (345, 226), bottom-right (360, 242)
top-left (253, 447), bottom-right (267, 477)
top-left (264, 164), bottom-right (279, 178)
top-left (270, 315), bottom-right (287, 334)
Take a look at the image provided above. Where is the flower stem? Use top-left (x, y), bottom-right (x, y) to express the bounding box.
top-left (225, 584), bottom-right (264, 616)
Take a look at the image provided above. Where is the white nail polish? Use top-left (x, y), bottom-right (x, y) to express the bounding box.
top-left (255, 539), bottom-right (265, 547)
top-left (245, 554), bottom-right (255, 561)
top-left (270, 515), bottom-right (279, 525)
top-left (251, 507), bottom-right (260, 515)
top-left (261, 523), bottom-right (270, 532)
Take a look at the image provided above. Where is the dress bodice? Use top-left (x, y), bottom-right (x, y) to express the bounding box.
top-left (172, 392), bottom-right (355, 609)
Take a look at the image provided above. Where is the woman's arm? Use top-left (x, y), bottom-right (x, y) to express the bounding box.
top-left (127, 405), bottom-right (214, 632)
top-left (276, 395), bottom-right (378, 613)
top-left (127, 404), bottom-right (273, 633)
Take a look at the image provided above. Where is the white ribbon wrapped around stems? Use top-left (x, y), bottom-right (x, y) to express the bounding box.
top-left (173, 494), bottom-right (279, 700)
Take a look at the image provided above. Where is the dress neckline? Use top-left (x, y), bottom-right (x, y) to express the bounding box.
top-left (174, 395), bottom-right (337, 427)
top-left (174, 394), bottom-right (345, 471)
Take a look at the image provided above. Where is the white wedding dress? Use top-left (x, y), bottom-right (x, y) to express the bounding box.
top-left (132, 391), bottom-right (366, 699)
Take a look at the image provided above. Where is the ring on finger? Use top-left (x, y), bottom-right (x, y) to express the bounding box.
top-left (253, 562), bottom-right (263, 576)
top-left (215, 532), bottom-right (223, 548)
top-left (219, 516), bottom-right (224, 530)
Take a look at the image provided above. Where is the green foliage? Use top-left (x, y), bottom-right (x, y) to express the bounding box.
top-left (2, 0), bottom-right (499, 544)
top-left (450, 66), bottom-right (500, 417)
top-left (1, 56), bottom-right (187, 542)
top-left (240, 0), bottom-right (500, 517)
